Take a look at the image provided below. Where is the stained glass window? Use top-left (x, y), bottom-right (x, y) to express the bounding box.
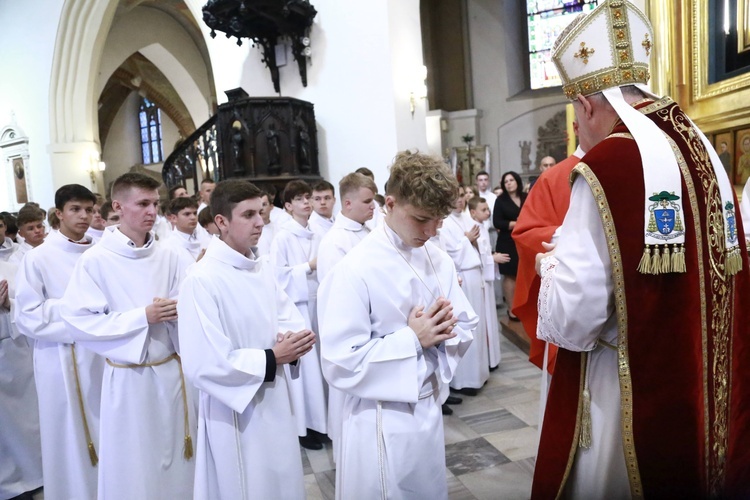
top-left (527, 1), bottom-right (599, 89)
top-left (139, 97), bottom-right (164, 164)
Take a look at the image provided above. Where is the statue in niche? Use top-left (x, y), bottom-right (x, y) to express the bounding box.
top-left (519, 140), bottom-right (532, 172)
top-left (296, 116), bottom-right (311, 173)
top-left (231, 120), bottom-right (245, 175)
top-left (266, 123), bottom-right (281, 175)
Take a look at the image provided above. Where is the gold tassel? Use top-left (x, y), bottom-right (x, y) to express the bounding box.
top-left (88, 442), bottom-right (98, 467)
top-left (184, 435), bottom-right (194, 460)
top-left (650, 246), bottom-right (661, 275)
top-left (673, 245), bottom-right (686, 273)
top-left (726, 248), bottom-right (743, 276)
top-left (637, 245), bottom-right (651, 274)
top-left (660, 245), bottom-right (671, 273)
top-left (579, 388), bottom-right (592, 449)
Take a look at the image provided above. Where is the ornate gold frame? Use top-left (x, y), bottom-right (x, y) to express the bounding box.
top-left (647, 1), bottom-right (750, 132)
top-left (738, 0), bottom-right (750, 53)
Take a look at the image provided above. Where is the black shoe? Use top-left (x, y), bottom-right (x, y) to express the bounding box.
top-left (299, 435), bottom-right (323, 450)
top-left (445, 395), bottom-right (463, 405)
top-left (489, 365), bottom-right (499, 372)
top-left (308, 429), bottom-right (331, 443)
top-left (508, 311), bottom-right (520, 322)
top-left (458, 387), bottom-right (479, 396)
top-left (441, 403), bottom-right (454, 415)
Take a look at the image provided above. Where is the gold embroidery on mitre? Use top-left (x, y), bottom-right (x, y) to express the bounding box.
top-left (619, 50), bottom-right (630, 62)
top-left (574, 41), bottom-right (596, 64)
top-left (617, 29), bottom-right (626, 40)
top-left (642, 33), bottom-right (652, 56)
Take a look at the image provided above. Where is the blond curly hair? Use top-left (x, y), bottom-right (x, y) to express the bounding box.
top-left (385, 150), bottom-right (459, 217)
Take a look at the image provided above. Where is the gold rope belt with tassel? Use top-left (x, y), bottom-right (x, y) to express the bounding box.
top-left (70, 344), bottom-right (98, 466)
top-left (105, 352), bottom-right (193, 460)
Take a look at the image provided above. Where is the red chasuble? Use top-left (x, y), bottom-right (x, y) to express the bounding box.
top-left (512, 153), bottom-right (581, 374)
top-left (532, 98), bottom-right (750, 498)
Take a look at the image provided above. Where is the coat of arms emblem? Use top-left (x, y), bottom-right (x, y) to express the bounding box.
top-left (646, 191), bottom-right (685, 241)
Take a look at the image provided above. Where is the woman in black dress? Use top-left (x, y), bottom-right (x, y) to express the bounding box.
top-left (493, 171), bottom-right (526, 320)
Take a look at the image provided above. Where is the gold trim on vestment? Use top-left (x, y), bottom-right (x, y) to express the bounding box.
top-left (571, 163), bottom-right (644, 498)
top-left (555, 353), bottom-right (588, 500)
top-left (657, 120), bottom-right (732, 493)
top-left (106, 353), bottom-right (194, 460)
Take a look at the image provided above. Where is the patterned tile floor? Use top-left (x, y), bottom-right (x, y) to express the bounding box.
top-left (302, 324), bottom-right (543, 500)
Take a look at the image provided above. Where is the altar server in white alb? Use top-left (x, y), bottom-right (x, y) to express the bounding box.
top-left (256, 190), bottom-right (280, 257)
top-left (308, 179), bottom-right (337, 238)
top-left (15, 184), bottom-right (104, 500)
top-left (163, 196), bottom-right (206, 268)
top-left (316, 172), bottom-right (376, 455)
top-left (9, 204), bottom-right (46, 264)
top-left (0, 258), bottom-right (42, 499)
top-left (0, 215), bottom-right (17, 261)
top-left (318, 151), bottom-right (477, 499)
top-left (62, 173), bottom-right (195, 500)
top-left (178, 180), bottom-right (316, 500)
top-left (440, 186), bottom-right (489, 394)
top-left (270, 179), bottom-right (328, 449)
top-left (316, 172), bottom-right (376, 282)
top-left (469, 196), bottom-right (507, 369)
top-left (85, 201), bottom-right (107, 243)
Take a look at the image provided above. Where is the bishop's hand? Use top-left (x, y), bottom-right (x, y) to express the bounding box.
top-left (409, 297), bottom-right (458, 349)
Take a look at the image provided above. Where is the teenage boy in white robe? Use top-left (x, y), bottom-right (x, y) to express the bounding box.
top-left (256, 191), bottom-right (279, 257)
top-left (196, 178), bottom-right (215, 214)
top-left (316, 172), bottom-right (376, 455)
top-left (317, 173), bottom-right (376, 281)
top-left (100, 200), bottom-right (120, 227)
top-left (0, 257), bottom-right (43, 500)
top-left (9, 205), bottom-right (46, 264)
top-left (0, 215), bottom-right (17, 261)
top-left (440, 187), bottom-right (489, 395)
top-left (178, 180), bottom-right (316, 500)
top-left (62, 173), bottom-right (195, 500)
top-left (15, 184), bottom-right (104, 500)
top-left (309, 179), bottom-right (336, 238)
top-left (270, 179), bottom-right (328, 450)
top-left (85, 203), bottom-right (106, 243)
top-left (318, 151), bottom-right (477, 499)
top-left (163, 197), bottom-right (205, 267)
top-left (469, 196), bottom-right (510, 370)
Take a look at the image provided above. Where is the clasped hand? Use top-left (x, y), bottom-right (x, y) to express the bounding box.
top-left (408, 297), bottom-right (458, 349)
top-left (146, 297), bottom-right (178, 324)
top-left (273, 329), bottom-right (316, 365)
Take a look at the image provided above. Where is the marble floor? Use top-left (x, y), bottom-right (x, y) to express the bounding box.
top-left (302, 334), bottom-right (543, 500)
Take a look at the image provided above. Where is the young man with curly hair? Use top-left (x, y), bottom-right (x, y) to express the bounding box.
top-left (318, 151), bottom-right (478, 499)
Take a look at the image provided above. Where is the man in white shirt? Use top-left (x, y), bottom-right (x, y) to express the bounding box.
top-left (475, 170), bottom-right (497, 217)
top-left (318, 151), bottom-right (477, 499)
top-left (15, 184), bottom-right (103, 500)
top-left (309, 180), bottom-right (336, 238)
top-left (178, 179), bottom-right (315, 500)
top-left (270, 180), bottom-right (328, 450)
top-left (196, 178), bottom-right (215, 214)
top-left (62, 173), bottom-right (194, 499)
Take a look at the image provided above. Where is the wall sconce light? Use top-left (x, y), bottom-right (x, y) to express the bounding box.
top-left (410, 65), bottom-right (428, 118)
top-left (85, 151), bottom-right (105, 185)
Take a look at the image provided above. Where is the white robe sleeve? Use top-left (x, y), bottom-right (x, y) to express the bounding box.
top-left (61, 260), bottom-right (151, 364)
top-left (536, 176), bottom-right (614, 352)
top-left (440, 221), bottom-right (476, 272)
top-left (13, 256), bottom-right (72, 343)
top-left (270, 235), bottom-right (310, 304)
top-left (316, 238), bottom-right (347, 283)
top-left (319, 269), bottom-right (425, 403)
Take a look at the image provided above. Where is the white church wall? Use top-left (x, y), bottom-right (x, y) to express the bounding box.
top-left (466, 0), bottom-right (568, 187)
top-left (0, 0), bottom-right (65, 209)
top-left (202, 0), bottom-right (425, 193)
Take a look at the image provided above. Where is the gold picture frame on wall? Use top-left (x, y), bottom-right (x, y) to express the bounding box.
top-left (738, 0), bottom-right (750, 53)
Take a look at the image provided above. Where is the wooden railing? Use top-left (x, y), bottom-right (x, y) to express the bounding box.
top-left (162, 114), bottom-right (219, 191)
